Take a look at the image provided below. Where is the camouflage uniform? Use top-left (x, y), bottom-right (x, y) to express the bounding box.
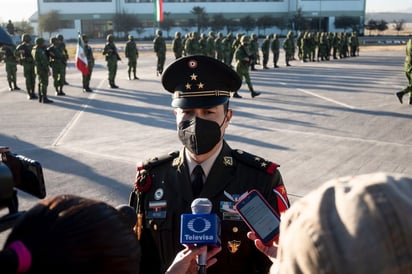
top-left (215, 32), bottom-right (224, 62)
top-left (125, 35), bottom-right (139, 80)
top-left (282, 31), bottom-right (294, 66)
top-left (349, 31), bottom-right (359, 57)
top-left (15, 33), bottom-right (37, 99)
top-left (396, 39), bottom-right (412, 104)
top-left (32, 38), bottom-right (52, 103)
top-left (172, 32), bottom-right (183, 59)
top-left (222, 33), bottom-right (233, 66)
top-left (249, 34), bottom-right (259, 70)
top-left (234, 35), bottom-right (260, 98)
top-left (56, 34), bottom-right (69, 85)
top-left (153, 29), bottom-right (166, 75)
top-left (47, 37), bottom-right (66, 95)
top-left (271, 34), bottom-right (280, 68)
top-left (0, 44), bottom-right (20, 91)
top-left (103, 34), bottom-right (120, 88)
top-left (184, 32), bottom-right (201, 56)
top-left (199, 33), bottom-right (208, 55)
top-left (206, 31), bottom-right (216, 58)
top-left (261, 35), bottom-right (270, 69)
top-left (82, 34), bottom-right (94, 92)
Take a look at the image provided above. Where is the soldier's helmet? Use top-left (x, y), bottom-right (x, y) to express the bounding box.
top-left (200, 33), bottom-right (206, 39)
top-left (35, 37), bottom-right (45, 46)
top-left (82, 34), bottom-right (88, 42)
top-left (107, 34), bottom-right (114, 42)
top-left (156, 29), bottom-right (162, 36)
top-left (50, 37), bottom-right (57, 44)
top-left (240, 35), bottom-right (249, 44)
top-left (273, 34), bottom-right (278, 39)
top-left (208, 31), bottom-right (215, 37)
top-left (56, 34), bottom-right (64, 41)
top-left (21, 33), bottom-right (31, 43)
top-left (128, 35), bottom-right (134, 41)
top-left (251, 33), bottom-right (257, 39)
top-left (217, 32), bottom-right (223, 38)
top-left (266, 35), bottom-right (270, 40)
top-left (175, 31), bottom-right (181, 38)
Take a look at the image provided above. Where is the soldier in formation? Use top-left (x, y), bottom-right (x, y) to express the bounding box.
top-left (396, 38), bottom-right (412, 105)
top-left (81, 34), bottom-right (94, 93)
top-left (56, 34), bottom-right (69, 85)
top-left (47, 37), bottom-right (66, 96)
top-left (32, 37), bottom-right (53, 103)
top-left (0, 42), bottom-right (20, 91)
top-left (125, 35), bottom-right (139, 80)
top-left (15, 33), bottom-right (37, 99)
top-left (172, 31), bottom-right (183, 59)
top-left (153, 29), bottom-right (166, 76)
top-left (103, 34), bottom-right (121, 88)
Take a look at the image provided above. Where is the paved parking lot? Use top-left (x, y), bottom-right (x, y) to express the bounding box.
top-left (1, 47), bottom-right (411, 242)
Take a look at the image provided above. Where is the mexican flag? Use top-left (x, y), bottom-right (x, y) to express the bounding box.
top-left (75, 34), bottom-right (89, 76)
top-left (155, 0), bottom-right (163, 22)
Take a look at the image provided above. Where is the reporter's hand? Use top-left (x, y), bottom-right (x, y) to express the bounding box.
top-left (165, 245), bottom-right (221, 274)
top-left (247, 231), bottom-right (278, 262)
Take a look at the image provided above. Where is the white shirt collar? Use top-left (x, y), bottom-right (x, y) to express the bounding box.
top-left (185, 142), bottom-right (223, 180)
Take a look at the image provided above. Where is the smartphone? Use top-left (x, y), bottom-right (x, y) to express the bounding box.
top-left (235, 189), bottom-right (280, 245)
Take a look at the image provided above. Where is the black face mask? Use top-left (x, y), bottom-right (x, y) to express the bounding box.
top-left (178, 116), bottom-right (225, 155)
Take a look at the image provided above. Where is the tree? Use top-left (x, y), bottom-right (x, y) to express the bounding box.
top-left (393, 19), bottom-right (405, 35)
top-left (376, 19), bottom-right (388, 34)
top-left (210, 13), bottom-right (227, 33)
top-left (191, 6), bottom-right (208, 34)
top-left (113, 12), bottom-right (142, 39)
top-left (334, 16), bottom-right (360, 32)
top-left (256, 15), bottom-right (275, 36)
top-left (239, 16), bottom-right (256, 35)
top-left (364, 19), bottom-right (378, 35)
top-left (38, 10), bottom-right (61, 38)
top-left (225, 19), bottom-right (239, 33)
top-left (291, 8), bottom-right (310, 32)
top-left (13, 20), bottom-right (34, 36)
top-left (273, 17), bottom-right (289, 36)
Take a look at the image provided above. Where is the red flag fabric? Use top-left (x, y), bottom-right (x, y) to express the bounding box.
top-left (75, 34), bottom-right (89, 76)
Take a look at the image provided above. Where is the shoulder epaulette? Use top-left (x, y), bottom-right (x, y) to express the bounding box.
top-left (232, 149), bottom-right (279, 174)
top-left (134, 151), bottom-right (179, 193)
top-left (139, 150), bottom-right (180, 171)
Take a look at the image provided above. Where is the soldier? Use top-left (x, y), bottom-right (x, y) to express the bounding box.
top-left (15, 33), bottom-right (37, 99)
top-left (82, 34), bottom-right (94, 93)
top-left (271, 33), bottom-right (280, 68)
top-left (130, 55), bottom-right (290, 274)
top-left (249, 33), bottom-right (259, 70)
top-left (215, 32), bottom-right (224, 62)
top-left (199, 33), bottom-right (208, 55)
top-left (260, 35), bottom-right (271, 69)
top-left (206, 31), bottom-right (216, 58)
top-left (282, 31), bottom-right (294, 66)
top-left (56, 34), bottom-right (69, 85)
top-left (47, 37), bottom-right (66, 96)
top-left (32, 37), bottom-right (53, 103)
top-left (0, 42), bottom-right (20, 91)
top-left (184, 32), bottom-right (200, 56)
top-left (222, 33), bottom-right (233, 66)
top-left (153, 29), bottom-right (166, 76)
top-left (396, 38), bottom-right (412, 105)
top-left (125, 35), bottom-right (139, 80)
top-left (103, 34), bottom-right (121, 88)
top-left (350, 31), bottom-right (359, 57)
top-left (172, 31), bottom-right (183, 59)
top-left (234, 35), bottom-right (260, 98)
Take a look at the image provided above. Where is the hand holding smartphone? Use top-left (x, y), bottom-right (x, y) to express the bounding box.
top-left (235, 189), bottom-right (280, 245)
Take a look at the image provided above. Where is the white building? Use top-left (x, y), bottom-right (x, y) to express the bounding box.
top-left (35, 0), bottom-right (366, 39)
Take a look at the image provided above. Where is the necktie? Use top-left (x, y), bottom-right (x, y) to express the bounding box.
top-left (192, 165), bottom-right (204, 198)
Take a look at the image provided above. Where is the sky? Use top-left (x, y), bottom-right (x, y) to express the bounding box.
top-left (0, 0), bottom-right (411, 23)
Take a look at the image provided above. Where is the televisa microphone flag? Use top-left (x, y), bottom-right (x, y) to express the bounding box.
top-left (75, 34), bottom-right (89, 76)
top-left (155, 0), bottom-right (163, 22)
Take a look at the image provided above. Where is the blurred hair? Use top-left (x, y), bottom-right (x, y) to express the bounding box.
top-left (1, 195), bottom-right (140, 274)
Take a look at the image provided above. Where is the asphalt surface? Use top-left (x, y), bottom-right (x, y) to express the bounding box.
top-left (1, 47), bottom-right (411, 242)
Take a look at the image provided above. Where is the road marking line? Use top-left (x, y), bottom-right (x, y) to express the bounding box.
top-left (297, 88), bottom-right (356, 109)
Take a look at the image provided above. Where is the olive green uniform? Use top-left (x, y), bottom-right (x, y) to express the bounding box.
top-left (56, 35), bottom-right (69, 85)
top-left (32, 40), bottom-right (52, 103)
top-left (271, 34), bottom-right (280, 68)
top-left (15, 40), bottom-right (36, 99)
top-left (172, 33), bottom-right (183, 59)
top-left (103, 37), bottom-right (120, 88)
top-left (261, 36), bottom-right (270, 69)
top-left (396, 39), bottom-right (412, 104)
top-left (282, 32), bottom-right (294, 66)
top-left (125, 37), bottom-right (139, 80)
top-left (82, 36), bottom-right (94, 92)
top-left (133, 142), bottom-right (288, 274)
top-left (153, 32), bottom-right (166, 75)
top-left (1, 45), bottom-right (19, 91)
top-left (47, 40), bottom-right (66, 95)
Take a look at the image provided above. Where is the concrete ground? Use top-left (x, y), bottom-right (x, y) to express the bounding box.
top-left (0, 46), bottom-right (411, 242)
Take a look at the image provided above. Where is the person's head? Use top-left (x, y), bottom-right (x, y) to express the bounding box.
top-left (49, 37), bottom-right (57, 45)
top-left (82, 34), bottom-right (88, 44)
top-left (35, 37), bottom-right (45, 48)
top-left (161, 55), bottom-right (241, 160)
top-left (240, 35), bottom-right (249, 46)
top-left (128, 35), bottom-right (134, 41)
top-left (175, 31), bottom-right (181, 38)
top-left (156, 29), bottom-right (162, 36)
top-left (106, 34), bottom-right (114, 43)
top-left (277, 172), bottom-right (412, 274)
top-left (56, 34), bottom-right (64, 41)
top-left (2, 195), bottom-right (141, 274)
top-left (21, 33), bottom-right (31, 44)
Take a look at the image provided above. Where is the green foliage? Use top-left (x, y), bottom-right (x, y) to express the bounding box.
top-left (334, 16), bottom-right (360, 32)
top-left (191, 6), bottom-right (209, 34)
top-left (240, 16), bottom-right (256, 35)
top-left (210, 14), bottom-right (227, 33)
top-left (113, 12), bottom-right (143, 39)
top-left (38, 10), bottom-right (61, 37)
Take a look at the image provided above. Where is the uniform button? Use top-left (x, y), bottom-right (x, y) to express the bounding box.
top-left (153, 224), bottom-right (158, 231)
top-left (232, 227), bottom-right (239, 233)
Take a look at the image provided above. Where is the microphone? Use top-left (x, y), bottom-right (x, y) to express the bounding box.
top-left (180, 198), bottom-right (221, 274)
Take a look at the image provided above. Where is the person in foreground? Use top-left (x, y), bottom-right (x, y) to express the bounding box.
top-left (131, 55), bottom-right (290, 274)
top-left (248, 172), bottom-right (412, 274)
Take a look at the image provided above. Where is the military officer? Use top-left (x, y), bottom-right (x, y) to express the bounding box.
top-left (32, 37), bottom-right (53, 103)
top-left (130, 55), bottom-right (289, 274)
top-left (82, 34), bottom-right (94, 92)
top-left (153, 29), bottom-right (166, 76)
top-left (396, 38), bottom-right (412, 105)
top-left (47, 37), bottom-right (66, 96)
top-left (0, 42), bottom-right (20, 91)
top-left (103, 34), bottom-right (121, 88)
top-left (125, 35), bottom-right (139, 80)
top-left (15, 33), bottom-right (37, 99)
top-left (234, 35), bottom-right (260, 98)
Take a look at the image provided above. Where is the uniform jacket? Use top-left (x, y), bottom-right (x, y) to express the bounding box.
top-left (134, 141), bottom-right (289, 274)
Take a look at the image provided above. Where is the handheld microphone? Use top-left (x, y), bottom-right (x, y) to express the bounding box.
top-left (180, 198), bottom-right (221, 274)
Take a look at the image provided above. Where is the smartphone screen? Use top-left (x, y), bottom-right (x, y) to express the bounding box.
top-left (235, 189), bottom-right (280, 244)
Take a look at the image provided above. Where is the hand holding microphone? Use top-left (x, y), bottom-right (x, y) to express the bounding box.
top-left (180, 198), bottom-right (221, 274)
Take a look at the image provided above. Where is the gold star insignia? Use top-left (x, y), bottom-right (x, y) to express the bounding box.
top-left (185, 83), bottom-right (191, 90)
top-left (197, 82), bottom-right (204, 89)
top-left (254, 157), bottom-right (261, 162)
top-left (261, 162), bottom-right (268, 168)
top-left (190, 73), bottom-right (198, 81)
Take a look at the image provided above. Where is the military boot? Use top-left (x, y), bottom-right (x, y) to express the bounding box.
top-left (251, 89), bottom-right (261, 98)
top-left (409, 96), bottom-right (412, 105)
top-left (8, 81), bottom-right (13, 91)
top-left (42, 95), bottom-right (53, 104)
top-left (110, 81), bottom-right (119, 88)
top-left (396, 91), bottom-right (404, 104)
top-left (13, 81), bottom-right (20, 90)
top-left (128, 72), bottom-right (131, 80)
top-left (58, 86), bottom-right (66, 96)
top-left (134, 73), bottom-right (139, 80)
top-left (232, 92), bottom-right (242, 98)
